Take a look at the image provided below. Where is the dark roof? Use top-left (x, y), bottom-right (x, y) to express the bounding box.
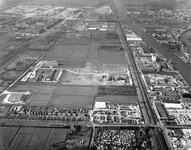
top-left (155, 103), bottom-right (168, 118)
top-left (182, 93), bottom-right (191, 98)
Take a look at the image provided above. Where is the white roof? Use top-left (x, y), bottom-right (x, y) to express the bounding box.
top-left (127, 38), bottom-right (142, 41)
top-left (126, 33), bottom-right (139, 38)
top-left (164, 103), bottom-right (183, 109)
top-left (94, 102), bottom-right (106, 109)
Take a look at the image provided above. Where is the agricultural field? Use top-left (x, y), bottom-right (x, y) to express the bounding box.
top-left (42, 44), bottom-right (91, 68)
top-left (97, 85), bottom-right (137, 96)
top-left (160, 18), bottom-right (188, 28)
top-left (50, 95), bottom-right (94, 109)
top-left (9, 84), bottom-right (96, 109)
top-left (0, 126), bottom-right (68, 150)
top-left (54, 85), bottom-right (95, 96)
top-left (0, 32), bottom-right (17, 45)
top-left (95, 95), bottom-right (138, 103)
top-left (42, 37), bottom-right (125, 68)
top-left (99, 49), bottom-right (126, 64)
top-left (98, 44), bottom-right (126, 64)
top-left (0, 0), bottom-right (100, 11)
top-left (66, 32), bottom-right (91, 39)
top-left (55, 19), bottom-right (81, 31)
top-left (90, 31), bottom-right (119, 39)
top-left (0, 126), bottom-right (20, 150)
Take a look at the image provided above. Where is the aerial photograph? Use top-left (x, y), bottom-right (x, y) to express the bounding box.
top-left (0, 0), bottom-right (191, 149)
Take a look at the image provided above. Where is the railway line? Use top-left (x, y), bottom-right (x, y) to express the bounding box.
top-left (111, 0), bottom-right (169, 149)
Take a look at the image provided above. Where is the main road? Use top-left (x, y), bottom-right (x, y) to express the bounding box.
top-left (111, 0), bottom-right (170, 149)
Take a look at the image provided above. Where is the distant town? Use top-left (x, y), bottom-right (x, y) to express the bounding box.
top-left (0, 0), bottom-right (191, 150)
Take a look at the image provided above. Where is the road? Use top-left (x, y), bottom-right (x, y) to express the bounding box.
top-left (112, 0), bottom-right (170, 149)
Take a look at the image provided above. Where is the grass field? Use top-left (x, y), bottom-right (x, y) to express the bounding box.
top-left (67, 126), bottom-right (92, 149)
top-left (66, 32), bottom-right (91, 39)
top-left (90, 31), bottom-right (119, 39)
top-left (160, 19), bottom-right (188, 28)
top-left (99, 50), bottom-right (126, 64)
top-left (0, 126), bottom-right (19, 150)
top-left (10, 84), bottom-right (41, 92)
top-left (54, 85), bottom-right (95, 96)
top-left (0, 126), bottom-right (68, 150)
top-left (9, 84), bottom-right (96, 108)
top-left (1, 0), bottom-right (100, 10)
top-left (29, 93), bottom-right (52, 106)
top-left (95, 95), bottom-right (138, 103)
top-left (97, 85), bottom-right (137, 96)
top-left (42, 44), bottom-right (91, 68)
top-left (50, 95), bottom-right (94, 108)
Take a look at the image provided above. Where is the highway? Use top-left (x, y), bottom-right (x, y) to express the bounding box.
top-left (111, 0), bottom-right (169, 149)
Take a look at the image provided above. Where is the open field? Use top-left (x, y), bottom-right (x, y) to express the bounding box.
top-left (66, 32), bottom-right (91, 39)
top-left (54, 85), bottom-right (95, 96)
top-left (97, 85), bottom-right (137, 96)
top-left (99, 50), bottom-right (126, 64)
top-left (9, 84), bottom-right (95, 108)
top-left (67, 126), bottom-right (92, 149)
top-left (0, 126), bottom-right (68, 150)
top-left (28, 93), bottom-right (52, 106)
top-left (99, 45), bottom-right (124, 52)
top-left (42, 40), bottom-right (125, 68)
top-left (0, 0), bottom-right (101, 11)
top-left (50, 95), bottom-right (94, 108)
top-left (10, 84), bottom-right (53, 92)
top-left (160, 18), bottom-right (188, 28)
top-left (98, 44), bottom-right (126, 64)
top-left (95, 95), bottom-right (138, 103)
top-left (59, 38), bottom-right (121, 45)
top-left (90, 31), bottom-right (119, 39)
top-left (0, 126), bottom-right (19, 150)
top-left (42, 44), bottom-right (91, 68)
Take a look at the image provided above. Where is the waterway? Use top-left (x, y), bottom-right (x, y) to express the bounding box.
top-left (113, 0), bottom-right (191, 87)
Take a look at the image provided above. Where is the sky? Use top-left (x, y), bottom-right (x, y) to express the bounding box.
top-left (0, 0), bottom-right (4, 8)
